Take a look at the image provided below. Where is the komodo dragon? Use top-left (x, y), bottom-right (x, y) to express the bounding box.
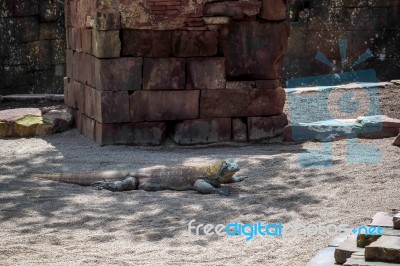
top-left (30, 159), bottom-right (247, 196)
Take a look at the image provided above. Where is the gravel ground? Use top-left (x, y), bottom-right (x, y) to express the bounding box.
top-left (0, 132), bottom-right (399, 265)
top-left (0, 82), bottom-right (399, 265)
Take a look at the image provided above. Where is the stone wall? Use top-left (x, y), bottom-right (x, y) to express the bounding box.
top-left (283, 0), bottom-right (400, 81)
top-left (64, 0), bottom-right (290, 145)
top-left (0, 0), bottom-right (66, 95)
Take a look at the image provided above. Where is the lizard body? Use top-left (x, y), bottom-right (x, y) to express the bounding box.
top-left (30, 159), bottom-right (247, 196)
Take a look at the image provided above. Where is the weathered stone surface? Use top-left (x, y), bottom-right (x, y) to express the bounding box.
top-left (130, 90), bottom-right (200, 122)
top-left (81, 114), bottom-right (96, 140)
top-left (186, 58), bottom-right (226, 90)
top-left (259, 0), bottom-right (287, 21)
top-left (26, 41), bottom-right (51, 71)
top-left (394, 133), bottom-right (400, 146)
top-left (143, 58), bottom-right (185, 90)
top-left (39, 21), bottom-right (64, 40)
top-left (81, 29), bottom-right (92, 54)
top-left (0, 108), bottom-right (42, 137)
top-left (203, 17), bottom-right (230, 25)
top-left (200, 88), bottom-right (285, 118)
top-left (51, 39), bottom-right (66, 65)
top-left (248, 114), bottom-right (288, 141)
top-left (306, 247), bottom-right (337, 266)
top-left (203, 1), bottom-right (261, 19)
top-left (357, 227), bottom-right (400, 248)
top-left (232, 118), bottom-right (247, 142)
top-left (223, 20), bottom-right (289, 79)
top-left (172, 118), bottom-right (231, 145)
top-left (172, 31), bottom-right (218, 57)
top-left (335, 235), bottom-right (364, 264)
top-left (370, 212), bottom-right (398, 228)
top-left (122, 30), bottom-right (172, 57)
top-left (42, 110), bottom-right (73, 133)
top-left (94, 90), bottom-right (130, 123)
top-left (14, 0), bottom-right (39, 16)
top-left (365, 236), bottom-right (400, 263)
top-left (256, 80), bottom-right (281, 90)
top-left (357, 115), bottom-right (400, 139)
top-left (393, 213), bottom-right (400, 229)
top-left (328, 228), bottom-right (353, 248)
top-left (72, 51), bottom-right (83, 82)
top-left (96, 122), bottom-right (166, 146)
top-left (226, 81), bottom-right (256, 89)
top-left (8, 17), bottom-right (39, 42)
top-left (95, 57), bottom-right (142, 91)
top-left (92, 30), bottom-right (121, 58)
top-left (344, 254), bottom-right (396, 266)
top-left (38, 0), bottom-right (63, 22)
top-left (94, 8), bottom-right (121, 30)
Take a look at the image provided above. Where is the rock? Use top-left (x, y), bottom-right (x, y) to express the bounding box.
top-left (358, 227), bottom-right (400, 248)
top-left (306, 247), bottom-right (337, 266)
top-left (226, 81), bottom-right (256, 89)
top-left (93, 90), bottom-right (130, 123)
top-left (203, 17), bottom-right (230, 25)
top-left (122, 30), bottom-right (172, 57)
top-left (92, 29), bottom-right (121, 58)
top-left (203, 1), bottom-right (261, 19)
top-left (171, 118), bottom-right (231, 145)
top-left (391, 80), bottom-right (400, 85)
top-left (247, 114), bottom-right (288, 141)
top-left (394, 213), bottom-right (400, 229)
top-left (200, 88), bottom-right (285, 118)
top-left (143, 58), bottom-right (185, 90)
top-left (222, 20), bottom-right (289, 79)
top-left (344, 254), bottom-right (395, 265)
top-left (172, 30), bottom-right (218, 57)
top-left (357, 115), bottom-right (400, 139)
top-left (328, 228), bottom-right (353, 247)
top-left (0, 108), bottom-right (42, 137)
top-left (42, 110), bottom-right (73, 133)
top-left (370, 211), bottom-right (398, 228)
top-left (186, 58), bottom-right (226, 90)
top-left (94, 8), bottom-right (121, 30)
top-left (334, 235), bottom-right (364, 264)
top-left (130, 90), bottom-right (200, 122)
top-left (232, 118), bottom-right (247, 142)
top-left (284, 119), bottom-right (358, 142)
top-left (94, 57), bottom-right (143, 91)
top-left (393, 133), bottom-right (400, 147)
top-left (96, 122), bottom-right (166, 146)
top-left (259, 0), bottom-right (287, 21)
top-left (365, 236), bottom-right (400, 263)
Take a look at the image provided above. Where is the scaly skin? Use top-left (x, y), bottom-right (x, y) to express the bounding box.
top-left (30, 159), bottom-right (248, 196)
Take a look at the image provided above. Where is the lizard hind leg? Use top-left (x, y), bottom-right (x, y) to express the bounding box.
top-left (92, 176), bottom-right (138, 192)
top-left (193, 179), bottom-right (230, 196)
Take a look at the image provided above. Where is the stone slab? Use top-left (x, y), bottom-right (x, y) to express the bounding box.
top-left (335, 235), bottom-right (365, 264)
top-left (143, 58), bottom-right (185, 90)
top-left (365, 236), bottom-right (400, 263)
top-left (247, 114), bottom-right (288, 141)
top-left (344, 254), bottom-right (397, 266)
top-left (186, 58), bottom-right (226, 90)
top-left (306, 247), bottom-right (338, 266)
top-left (370, 212), bottom-right (398, 228)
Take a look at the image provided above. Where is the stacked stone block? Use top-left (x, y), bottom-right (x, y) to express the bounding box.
top-left (64, 0), bottom-right (289, 145)
top-left (0, 0), bottom-right (66, 95)
top-left (283, 0), bottom-right (400, 81)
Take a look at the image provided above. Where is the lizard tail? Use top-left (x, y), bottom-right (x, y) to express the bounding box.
top-left (30, 171), bottom-right (130, 186)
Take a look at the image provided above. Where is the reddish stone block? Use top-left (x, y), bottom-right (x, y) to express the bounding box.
top-left (93, 90), bottom-right (130, 123)
top-left (92, 29), bottom-right (121, 58)
top-left (81, 114), bottom-right (95, 140)
top-left (172, 31), bottom-right (218, 57)
top-left (222, 20), bottom-right (289, 79)
top-left (203, 1), bottom-right (261, 19)
top-left (259, 0), bottom-right (287, 21)
top-left (256, 80), bottom-right (281, 89)
top-left (68, 27), bottom-right (76, 50)
top-left (232, 118), bottom-right (247, 142)
top-left (200, 88), bottom-right (286, 118)
top-left (247, 114), bottom-right (288, 141)
top-left (94, 8), bottom-right (121, 30)
top-left (171, 118), bottom-right (232, 145)
top-left (84, 85), bottom-right (95, 119)
top-left (74, 81), bottom-right (85, 112)
top-left (63, 77), bottom-right (74, 108)
top-left (226, 81), bottom-right (256, 89)
top-left (72, 51), bottom-right (83, 82)
top-left (186, 58), bottom-right (226, 90)
top-left (95, 57), bottom-right (142, 91)
top-left (130, 90), bottom-right (200, 122)
top-left (122, 30), bottom-right (172, 57)
top-left (96, 122), bottom-right (166, 146)
top-left (75, 28), bottom-right (82, 52)
top-left (66, 49), bottom-right (73, 78)
top-left (81, 28), bottom-right (92, 54)
top-left (394, 133), bottom-right (400, 147)
top-left (143, 58), bottom-right (185, 90)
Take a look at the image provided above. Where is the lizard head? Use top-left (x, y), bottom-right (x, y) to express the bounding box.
top-left (207, 159), bottom-right (240, 184)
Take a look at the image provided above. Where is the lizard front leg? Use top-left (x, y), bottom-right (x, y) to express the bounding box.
top-left (221, 175), bottom-right (248, 184)
top-left (92, 176), bottom-right (138, 192)
top-left (193, 179), bottom-right (230, 196)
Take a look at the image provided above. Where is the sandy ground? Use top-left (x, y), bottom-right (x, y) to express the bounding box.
top-left (0, 130), bottom-right (399, 265)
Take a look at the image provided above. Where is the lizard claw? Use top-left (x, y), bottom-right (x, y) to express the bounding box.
top-left (217, 188), bottom-right (231, 197)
